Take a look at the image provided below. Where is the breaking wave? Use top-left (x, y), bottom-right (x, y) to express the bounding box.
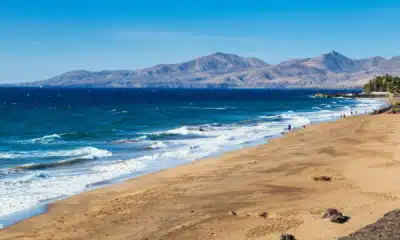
top-left (31, 134), bottom-right (62, 144)
top-left (0, 147), bottom-right (112, 160)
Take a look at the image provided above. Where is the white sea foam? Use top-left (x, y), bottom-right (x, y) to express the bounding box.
top-left (258, 115), bottom-right (281, 119)
top-left (147, 126), bottom-right (201, 136)
top-left (0, 153), bottom-right (18, 159)
top-left (112, 135), bottom-right (149, 144)
top-left (0, 146), bottom-right (114, 217)
top-left (0, 159), bottom-right (142, 217)
top-left (31, 134), bottom-right (62, 144)
top-left (320, 104), bottom-right (332, 108)
top-left (147, 141), bottom-right (167, 149)
top-left (180, 106), bottom-right (236, 110)
top-left (166, 126), bottom-right (191, 135)
top-left (0, 147), bottom-right (111, 159)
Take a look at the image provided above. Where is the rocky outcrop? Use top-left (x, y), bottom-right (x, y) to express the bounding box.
top-left (339, 210), bottom-right (400, 240)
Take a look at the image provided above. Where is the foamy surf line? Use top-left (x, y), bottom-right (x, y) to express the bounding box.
top-left (0, 147), bottom-right (112, 160)
top-left (0, 97), bottom-right (388, 229)
top-left (13, 132), bottom-right (102, 145)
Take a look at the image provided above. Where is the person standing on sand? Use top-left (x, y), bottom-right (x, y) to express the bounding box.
top-left (288, 124), bottom-right (292, 132)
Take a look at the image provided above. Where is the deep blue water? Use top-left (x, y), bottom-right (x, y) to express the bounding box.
top-left (0, 87), bottom-right (386, 226)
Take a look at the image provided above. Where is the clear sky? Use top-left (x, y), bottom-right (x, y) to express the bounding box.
top-left (1, 0), bottom-right (400, 83)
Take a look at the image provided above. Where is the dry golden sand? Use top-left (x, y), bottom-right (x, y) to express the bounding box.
top-left (1, 114), bottom-right (400, 240)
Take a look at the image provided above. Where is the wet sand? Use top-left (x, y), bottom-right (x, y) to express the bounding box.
top-left (1, 114), bottom-right (400, 240)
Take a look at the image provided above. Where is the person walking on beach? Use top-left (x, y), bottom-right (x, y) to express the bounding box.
top-left (288, 124), bottom-right (292, 132)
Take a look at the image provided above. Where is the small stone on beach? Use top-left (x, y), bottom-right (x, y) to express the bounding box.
top-left (259, 211), bottom-right (268, 218)
top-left (322, 208), bottom-right (342, 218)
top-left (312, 176), bottom-right (332, 182)
top-left (280, 233), bottom-right (296, 240)
top-left (330, 214), bottom-right (349, 224)
top-left (322, 208), bottom-right (349, 224)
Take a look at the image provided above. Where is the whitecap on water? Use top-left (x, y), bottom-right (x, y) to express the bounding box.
top-left (31, 134), bottom-right (62, 144)
top-left (146, 141), bottom-right (167, 150)
top-left (0, 147), bottom-right (112, 160)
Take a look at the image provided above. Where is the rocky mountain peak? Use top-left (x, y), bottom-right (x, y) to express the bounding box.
top-left (303, 51), bottom-right (356, 73)
top-left (176, 52), bottom-right (268, 73)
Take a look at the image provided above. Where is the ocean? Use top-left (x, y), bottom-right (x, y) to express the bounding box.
top-left (0, 87), bottom-right (386, 227)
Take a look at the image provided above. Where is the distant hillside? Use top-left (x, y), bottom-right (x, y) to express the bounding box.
top-left (19, 51), bottom-right (400, 89)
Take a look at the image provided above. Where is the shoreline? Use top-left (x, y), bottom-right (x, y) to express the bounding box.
top-left (0, 98), bottom-right (388, 229)
top-left (1, 111), bottom-right (400, 239)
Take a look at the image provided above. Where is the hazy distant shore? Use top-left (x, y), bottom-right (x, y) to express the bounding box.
top-left (16, 51), bottom-right (400, 89)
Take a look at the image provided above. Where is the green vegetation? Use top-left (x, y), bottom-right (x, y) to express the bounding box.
top-left (364, 74), bottom-right (400, 93)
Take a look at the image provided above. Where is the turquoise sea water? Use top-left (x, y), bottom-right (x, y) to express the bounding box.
top-left (0, 88), bottom-right (386, 226)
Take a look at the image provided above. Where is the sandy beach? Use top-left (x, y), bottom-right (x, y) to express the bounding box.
top-left (1, 114), bottom-right (400, 240)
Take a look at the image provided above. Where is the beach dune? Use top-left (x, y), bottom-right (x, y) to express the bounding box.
top-left (2, 114), bottom-right (400, 240)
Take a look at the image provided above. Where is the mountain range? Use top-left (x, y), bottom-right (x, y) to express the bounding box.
top-left (19, 51), bottom-right (400, 89)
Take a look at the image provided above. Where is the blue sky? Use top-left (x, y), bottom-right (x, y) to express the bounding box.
top-left (1, 0), bottom-right (400, 83)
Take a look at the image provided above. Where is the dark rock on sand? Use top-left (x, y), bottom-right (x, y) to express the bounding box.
top-left (371, 106), bottom-right (392, 115)
top-left (259, 211), bottom-right (268, 218)
top-left (280, 234), bottom-right (296, 240)
top-left (387, 105), bottom-right (400, 114)
top-left (322, 208), bottom-right (342, 219)
top-left (322, 208), bottom-right (350, 224)
top-left (312, 176), bottom-right (332, 182)
top-left (339, 209), bottom-right (400, 240)
top-left (330, 214), bottom-right (350, 224)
